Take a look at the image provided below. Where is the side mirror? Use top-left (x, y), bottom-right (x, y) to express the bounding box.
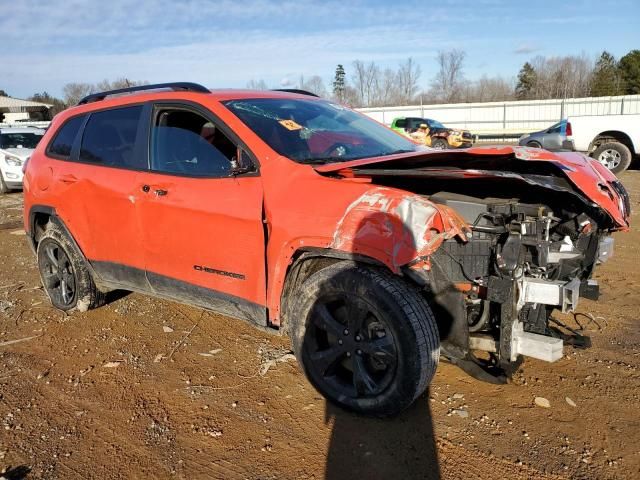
top-left (230, 148), bottom-right (255, 175)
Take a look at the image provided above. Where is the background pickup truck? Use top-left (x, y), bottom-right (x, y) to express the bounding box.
top-left (566, 114), bottom-right (640, 174)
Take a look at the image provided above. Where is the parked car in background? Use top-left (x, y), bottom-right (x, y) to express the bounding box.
top-left (0, 127), bottom-right (45, 193)
top-left (518, 120), bottom-right (573, 151)
top-left (390, 117), bottom-right (473, 149)
top-left (23, 83), bottom-right (629, 417)
top-left (563, 114), bottom-right (640, 174)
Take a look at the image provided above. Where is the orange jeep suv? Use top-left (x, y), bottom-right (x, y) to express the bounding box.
top-left (23, 83), bottom-right (629, 416)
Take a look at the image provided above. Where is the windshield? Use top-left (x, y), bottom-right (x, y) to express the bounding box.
top-left (223, 98), bottom-right (419, 164)
top-left (0, 132), bottom-right (43, 149)
top-left (427, 119), bottom-right (446, 129)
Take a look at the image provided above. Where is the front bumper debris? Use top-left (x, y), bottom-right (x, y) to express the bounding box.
top-left (520, 277), bottom-right (581, 313)
top-left (598, 236), bottom-right (614, 263)
top-left (510, 320), bottom-right (563, 362)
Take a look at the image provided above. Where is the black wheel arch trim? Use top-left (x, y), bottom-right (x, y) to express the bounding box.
top-left (27, 204), bottom-right (100, 279)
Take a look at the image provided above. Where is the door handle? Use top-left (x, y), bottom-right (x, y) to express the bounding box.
top-left (58, 174), bottom-right (78, 184)
top-left (154, 189), bottom-right (168, 196)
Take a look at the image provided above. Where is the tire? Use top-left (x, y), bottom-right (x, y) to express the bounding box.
top-left (36, 220), bottom-right (106, 312)
top-left (432, 139), bottom-right (448, 150)
top-left (527, 141), bottom-right (542, 148)
top-left (591, 142), bottom-right (632, 174)
top-left (288, 262), bottom-right (440, 417)
top-left (0, 175), bottom-right (9, 194)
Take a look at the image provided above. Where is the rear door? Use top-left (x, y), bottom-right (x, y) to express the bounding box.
top-left (46, 105), bottom-right (149, 289)
top-left (136, 102), bottom-right (267, 323)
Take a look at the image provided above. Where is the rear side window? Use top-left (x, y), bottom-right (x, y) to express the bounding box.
top-left (48, 115), bottom-right (85, 158)
top-left (79, 106), bottom-right (144, 169)
top-left (547, 123), bottom-right (562, 133)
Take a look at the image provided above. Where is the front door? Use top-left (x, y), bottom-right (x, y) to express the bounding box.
top-left (137, 103), bottom-right (267, 324)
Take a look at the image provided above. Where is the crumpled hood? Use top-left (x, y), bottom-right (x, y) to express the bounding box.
top-left (316, 145), bottom-right (630, 230)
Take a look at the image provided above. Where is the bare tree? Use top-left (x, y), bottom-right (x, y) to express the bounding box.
top-left (430, 49), bottom-right (466, 103)
top-left (301, 75), bottom-right (328, 97)
top-left (351, 60), bottom-right (380, 107)
top-left (62, 82), bottom-right (94, 105)
top-left (62, 79), bottom-right (148, 105)
top-left (464, 75), bottom-right (515, 102)
top-left (246, 79), bottom-right (269, 90)
top-left (396, 57), bottom-right (421, 104)
top-left (372, 68), bottom-right (400, 106)
top-left (530, 55), bottom-right (593, 99)
top-left (95, 78), bottom-right (148, 92)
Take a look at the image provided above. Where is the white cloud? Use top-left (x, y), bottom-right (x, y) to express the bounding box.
top-left (513, 44), bottom-right (539, 55)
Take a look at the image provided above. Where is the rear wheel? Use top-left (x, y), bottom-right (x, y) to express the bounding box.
top-left (37, 221), bottom-right (106, 312)
top-left (527, 141), bottom-right (542, 148)
top-left (432, 139), bottom-right (448, 150)
top-left (592, 142), bottom-right (632, 174)
top-left (289, 262), bottom-right (440, 417)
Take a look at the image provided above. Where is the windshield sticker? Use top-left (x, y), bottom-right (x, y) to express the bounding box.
top-left (279, 119), bottom-right (303, 131)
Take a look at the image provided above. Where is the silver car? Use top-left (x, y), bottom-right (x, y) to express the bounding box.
top-left (518, 120), bottom-right (572, 151)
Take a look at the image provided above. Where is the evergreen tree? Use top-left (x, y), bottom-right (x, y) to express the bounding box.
top-left (0, 89), bottom-right (8, 97)
top-left (590, 51), bottom-right (621, 96)
top-left (619, 49), bottom-right (640, 95)
top-left (333, 64), bottom-right (346, 102)
top-left (515, 62), bottom-right (536, 100)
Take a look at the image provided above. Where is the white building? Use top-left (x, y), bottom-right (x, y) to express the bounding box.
top-left (0, 96), bottom-right (52, 124)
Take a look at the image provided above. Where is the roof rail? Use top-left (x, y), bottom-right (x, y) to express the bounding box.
top-left (77, 82), bottom-right (210, 105)
top-left (271, 89), bottom-right (319, 97)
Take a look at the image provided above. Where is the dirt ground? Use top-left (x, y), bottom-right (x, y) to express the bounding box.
top-left (0, 173), bottom-right (638, 480)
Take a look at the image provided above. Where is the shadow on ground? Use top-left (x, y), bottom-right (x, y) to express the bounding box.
top-left (324, 396), bottom-right (439, 480)
top-left (0, 465), bottom-right (31, 480)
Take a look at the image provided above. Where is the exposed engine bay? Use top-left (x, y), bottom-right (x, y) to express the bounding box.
top-left (323, 149), bottom-right (631, 382)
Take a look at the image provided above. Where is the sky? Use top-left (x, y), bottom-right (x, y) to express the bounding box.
top-left (1, 0), bottom-right (639, 99)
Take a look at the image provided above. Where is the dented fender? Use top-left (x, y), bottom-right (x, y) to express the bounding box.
top-left (266, 185), bottom-right (470, 325)
top-left (330, 187), bottom-right (469, 272)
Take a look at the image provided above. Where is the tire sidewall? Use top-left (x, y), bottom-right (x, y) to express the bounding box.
top-left (36, 222), bottom-right (93, 311)
top-left (432, 139), bottom-right (448, 150)
top-left (289, 263), bottom-right (438, 416)
top-left (593, 142), bottom-right (632, 174)
top-left (0, 175), bottom-right (9, 194)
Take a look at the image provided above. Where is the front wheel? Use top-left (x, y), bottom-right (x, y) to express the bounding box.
top-left (289, 263), bottom-right (440, 417)
top-left (0, 175), bottom-right (10, 194)
top-left (591, 142), bottom-right (632, 174)
top-left (431, 139), bottom-right (448, 150)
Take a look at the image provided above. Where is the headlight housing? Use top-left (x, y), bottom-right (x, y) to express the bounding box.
top-left (4, 154), bottom-right (24, 167)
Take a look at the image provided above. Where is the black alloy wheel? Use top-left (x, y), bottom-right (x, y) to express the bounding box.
top-left (303, 294), bottom-right (398, 399)
top-left (38, 239), bottom-right (77, 308)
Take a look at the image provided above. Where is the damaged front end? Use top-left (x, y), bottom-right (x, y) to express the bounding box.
top-left (318, 146), bottom-right (630, 382)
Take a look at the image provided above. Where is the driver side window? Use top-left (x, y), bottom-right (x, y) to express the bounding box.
top-left (151, 108), bottom-right (237, 177)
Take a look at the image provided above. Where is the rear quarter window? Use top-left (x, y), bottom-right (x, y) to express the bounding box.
top-left (48, 115), bottom-right (86, 158)
top-left (79, 106), bottom-right (143, 169)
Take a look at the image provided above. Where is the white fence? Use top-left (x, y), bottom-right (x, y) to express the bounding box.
top-left (358, 94), bottom-right (640, 137)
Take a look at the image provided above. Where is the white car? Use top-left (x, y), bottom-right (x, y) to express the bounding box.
top-left (565, 114), bottom-right (640, 174)
top-left (0, 127), bottom-right (45, 193)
